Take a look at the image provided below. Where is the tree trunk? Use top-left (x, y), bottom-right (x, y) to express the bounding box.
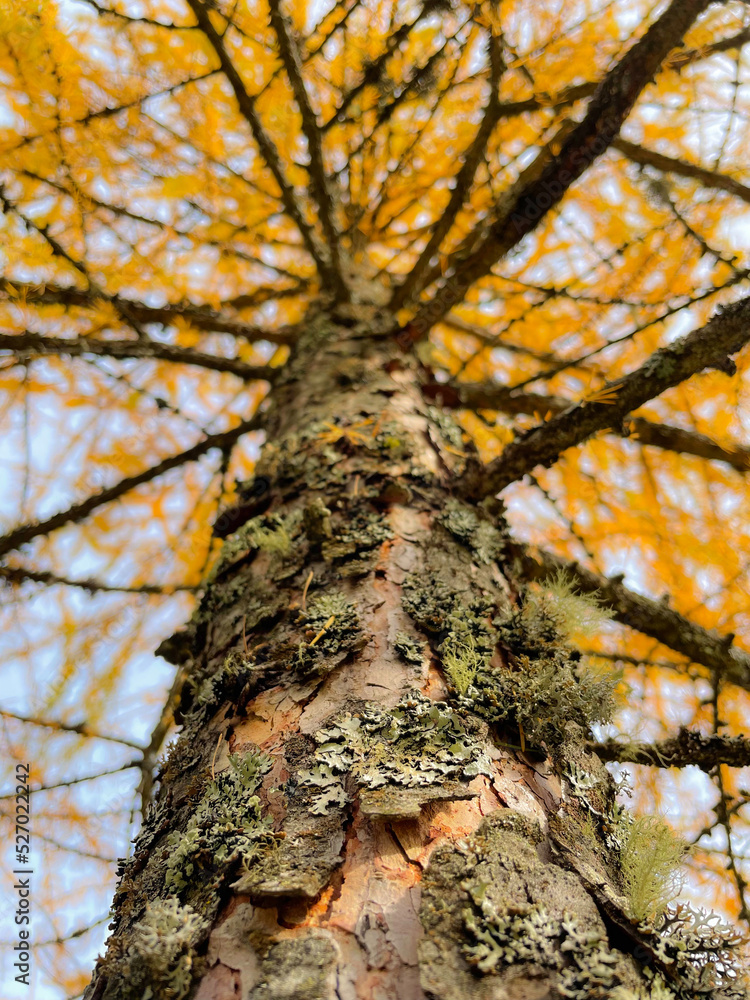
top-left (84, 305), bottom-right (733, 1000)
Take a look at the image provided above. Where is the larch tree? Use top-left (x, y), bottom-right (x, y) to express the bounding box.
top-left (3, 0), bottom-right (750, 997)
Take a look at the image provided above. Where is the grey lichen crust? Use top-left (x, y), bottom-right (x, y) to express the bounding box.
top-left (114, 899), bottom-right (208, 1000)
top-left (164, 749), bottom-right (277, 893)
top-left (438, 498), bottom-right (505, 565)
top-left (208, 512), bottom-right (294, 582)
top-left (248, 935), bottom-right (338, 1000)
top-left (419, 807), bottom-right (748, 1000)
top-left (464, 900), bottom-right (621, 996)
top-left (292, 591), bottom-right (362, 671)
top-left (181, 589), bottom-right (365, 724)
top-left (393, 629), bottom-right (426, 665)
top-left (297, 692), bottom-right (493, 819)
top-left (419, 808), bottom-right (638, 1000)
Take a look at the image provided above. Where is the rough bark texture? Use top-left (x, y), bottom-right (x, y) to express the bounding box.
top-left (84, 305), bottom-right (746, 1000)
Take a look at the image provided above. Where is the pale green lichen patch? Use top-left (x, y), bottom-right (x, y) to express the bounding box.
top-left (619, 815), bottom-right (687, 923)
top-left (419, 809), bottom-right (744, 1000)
top-left (551, 794), bottom-right (749, 1000)
top-left (187, 572), bottom-right (286, 637)
top-left (164, 750), bottom-right (276, 893)
top-left (524, 569), bottom-right (612, 642)
top-left (298, 693), bottom-right (492, 815)
top-left (560, 751), bottom-right (624, 851)
top-left (463, 897), bottom-right (620, 997)
top-left (117, 898), bottom-right (207, 1000)
top-left (418, 809), bottom-right (636, 1000)
top-left (292, 592), bottom-right (363, 674)
top-left (461, 598), bottom-right (616, 749)
top-left (441, 628), bottom-right (486, 696)
top-left (320, 509), bottom-right (392, 575)
top-left (231, 799), bottom-right (345, 900)
top-left (230, 734), bottom-right (347, 902)
top-left (249, 935), bottom-right (337, 1000)
top-left (393, 630), bottom-right (425, 666)
top-left (186, 649), bottom-right (256, 720)
top-left (401, 571), bottom-right (613, 748)
top-left (209, 512), bottom-right (296, 582)
top-left (438, 499), bottom-right (504, 565)
top-left (402, 573), bottom-right (459, 633)
top-left (427, 405), bottom-right (465, 452)
top-left (402, 574), bottom-right (495, 642)
top-left (302, 498), bottom-right (332, 544)
top-left (609, 970), bottom-right (683, 1000)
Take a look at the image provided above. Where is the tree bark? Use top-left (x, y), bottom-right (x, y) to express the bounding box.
top-left (84, 305), bottom-right (743, 1000)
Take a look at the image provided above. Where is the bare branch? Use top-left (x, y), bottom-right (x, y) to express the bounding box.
top-left (185, 0), bottom-right (339, 291)
top-left (667, 25), bottom-right (750, 70)
top-left (0, 415), bottom-right (263, 559)
top-left (0, 709), bottom-right (142, 749)
top-left (6, 71), bottom-right (220, 156)
top-left (0, 762), bottom-right (138, 799)
top-left (320, 8), bottom-right (427, 132)
top-left (73, 0), bottom-right (198, 28)
top-left (591, 730), bottom-right (750, 771)
top-left (0, 915), bottom-right (112, 948)
top-left (335, 21), bottom-right (470, 184)
top-left (0, 280), bottom-right (296, 344)
top-left (460, 295), bottom-right (750, 498)
top-left (405, 0), bottom-right (715, 338)
top-left (137, 665), bottom-right (187, 809)
top-left (0, 564), bottom-right (195, 595)
top-left (0, 331), bottom-right (276, 381)
top-left (514, 545), bottom-right (750, 694)
top-left (434, 380), bottom-right (750, 472)
top-left (493, 82), bottom-right (598, 120)
top-left (391, 34), bottom-right (505, 310)
top-left (625, 417), bottom-right (750, 473)
top-left (439, 315), bottom-right (560, 361)
top-left (0, 185), bottom-right (157, 342)
top-left (402, 118), bottom-right (580, 309)
top-left (613, 138), bottom-right (750, 205)
top-left (268, 0), bottom-right (344, 291)
top-left (20, 828), bottom-right (118, 863)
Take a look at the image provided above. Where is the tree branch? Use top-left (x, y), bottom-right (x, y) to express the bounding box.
top-left (0, 710), bottom-right (142, 749)
top-left (667, 25), bottom-right (750, 70)
top-left (7, 71), bottom-right (220, 156)
top-left (185, 0), bottom-right (340, 292)
top-left (0, 762), bottom-right (139, 799)
top-left (0, 332), bottom-right (276, 381)
top-left (268, 0), bottom-right (345, 292)
top-left (73, 0), bottom-right (198, 28)
top-left (398, 119), bottom-right (578, 310)
top-left (405, 0), bottom-right (715, 338)
top-left (320, 8), bottom-right (427, 133)
top-left (0, 564), bottom-right (195, 595)
top-left (459, 294), bottom-right (750, 498)
top-left (590, 730), bottom-right (750, 771)
top-left (433, 380), bottom-right (750, 473)
top-left (0, 415), bottom-right (262, 559)
top-left (0, 280), bottom-right (296, 344)
top-left (625, 416), bottom-right (750, 473)
top-left (613, 138), bottom-right (750, 205)
top-left (137, 665), bottom-right (187, 809)
top-left (514, 545), bottom-right (750, 693)
top-left (0, 185), bottom-right (158, 342)
top-left (390, 34), bottom-right (504, 310)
